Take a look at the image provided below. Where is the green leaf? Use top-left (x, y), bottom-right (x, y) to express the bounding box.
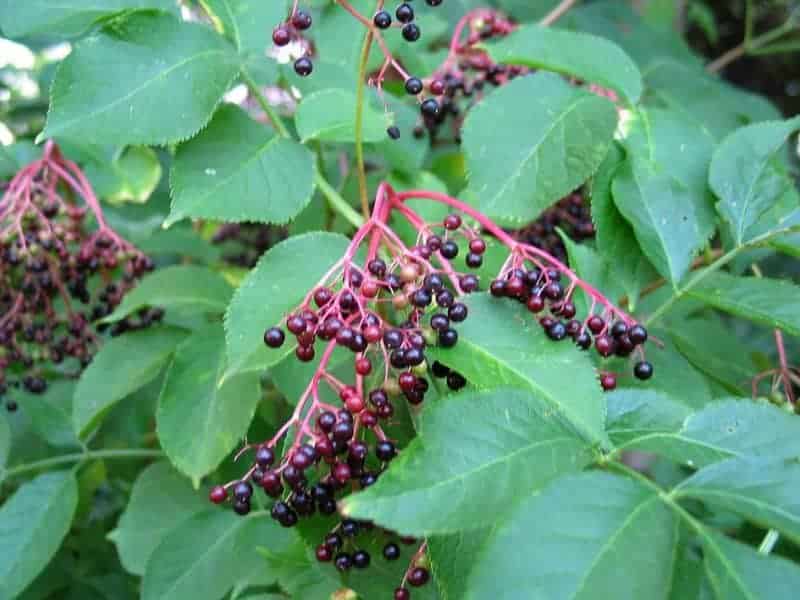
top-left (0, 0), bottom-right (175, 38)
top-left (342, 388), bottom-right (594, 535)
top-left (168, 104), bottom-right (314, 226)
top-left (463, 72), bottom-right (617, 225)
top-left (486, 25), bottom-right (643, 104)
top-left (0, 471), bottom-right (79, 599)
top-left (203, 0), bottom-right (285, 58)
top-left (295, 88), bottom-right (391, 143)
top-left (428, 294), bottom-right (609, 446)
top-left (224, 232), bottom-right (351, 378)
top-left (702, 531), bottom-right (800, 600)
top-left (676, 457), bottom-right (800, 544)
top-left (136, 227), bottom-right (222, 263)
top-left (103, 265), bottom-right (233, 323)
top-left (668, 318), bottom-right (756, 395)
top-left (60, 141), bottom-right (163, 205)
top-left (109, 462), bottom-right (209, 575)
top-left (687, 272), bottom-right (800, 337)
top-left (616, 398), bottom-right (800, 467)
top-left (74, 327), bottom-right (187, 437)
top-left (643, 60), bottom-right (782, 141)
top-left (157, 324), bottom-right (260, 482)
top-left (431, 472), bottom-right (678, 599)
top-left (590, 143), bottom-right (654, 308)
top-left (616, 341), bottom-right (713, 410)
top-left (565, 3), bottom-right (699, 70)
top-left (612, 108), bottom-right (716, 283)
top-left (605, 388), bottom-right (692, 447)
top-left (710, 117), bottom-right (800, 245)
top-left (142, 511), bottom-right (290, 600)
top-left (41, 12), bottom-right (240, 145)
top-left (0, 415), bottom-right (8, 470)
top-left (260, 533), bottom-right (340, 600)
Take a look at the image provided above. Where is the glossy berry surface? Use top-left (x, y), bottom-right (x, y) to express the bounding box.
top-left (294, 57), bottom-right (313, 76)
top-left (402, 23), bottom-right (421, 42)
top-left (374, 10), bottom-right (392, 28)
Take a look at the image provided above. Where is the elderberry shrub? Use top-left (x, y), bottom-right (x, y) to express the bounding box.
top-left (511, 190), bottom-right (595, 263)
top-left (0, 143), bottom-right (157, 411)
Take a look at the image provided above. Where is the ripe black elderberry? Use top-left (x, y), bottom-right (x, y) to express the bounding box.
top-left (396, 3), bottom-right (415, 23)
top-left (408, 567), bottom-right (430, 587)
top-left (294, 57), bottom-right (313, 77)
top-left (405, 77), bottom-right (424, 95)
top-left (335, 553), bottom-right (353, 572)
top-left (383, 542), bottom-right (401, 561)
top-left (634, 361), bottom-right (654, 380)
top-left (374, 10), bottom-right (392, 28)
top-left (352, 550), bottom-right (371, 569)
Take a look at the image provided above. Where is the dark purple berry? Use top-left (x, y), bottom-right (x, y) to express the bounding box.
top-left (634, 361), bottom-right (654, 380)
top-left (292, 10), bottom-right (312, 30)
top-left (629, 325), bottom-right (648, 345)
top-left (405, 77), bottom-right (423, 95)
top-left (352, 550), bottom-right (371, 569)
top-left (294, 57), bottom-right (313, 77)
top-left (264, 327), bottom-right (285, 348)
top-left (374, 10), bottom-right (392, 28)
top-left (383, 542), bottom-right (401, 560)
top-left (396, 3), bottom-right (414, 23)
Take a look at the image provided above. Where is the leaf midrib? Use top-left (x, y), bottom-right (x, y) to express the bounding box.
top-left (350, 436), bottom-right (583, 513)
top-left (149, 514), bottom-right (263, 599)
top-left (570, 494), bottom-right (661, 599)
top-left (675, 487), bottom-right (800, 533)
top-left (458, 338), bottom-right (604, 444)
top-left (487, 93), bottom-right (599, 211)
top-left (0, 475), bottom-right (75, 589)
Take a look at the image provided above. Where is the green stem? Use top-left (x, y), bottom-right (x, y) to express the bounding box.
top-left (354, 30), bottom-right (374, 220)
top-left (242, 72), bottom-right (364, 229)
top-left (241, 70), bottom-right (291, 139)
top-left (2, 449), bottom-right (164, 480)
top-left (644, 225), bottom-right (800, 326)
top-left (314, 171), bottom-right (365, 229)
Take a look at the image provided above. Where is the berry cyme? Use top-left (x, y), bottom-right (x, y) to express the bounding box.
top-left (0, 142), bottom-right (156, 410)
top-left (209, 180), bottom-right (652, 594)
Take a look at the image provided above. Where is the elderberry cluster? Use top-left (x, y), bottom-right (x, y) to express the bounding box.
top-left (211, 223), bottom-right (287, 269)
top-left (211, 211), bottom-right (484, 596)
top-left (511, 190), bottom-right (595, 263)
top-left (488, 267), bottom-right (652, 390)
top-left (264, 212), bottom-right (481, 397)
top-left (0, 149), bottom-right (154, 412)
top-left (414, 11), bottom-right (522, 143)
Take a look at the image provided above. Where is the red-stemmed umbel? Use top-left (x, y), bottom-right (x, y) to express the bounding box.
top-left (211, 182), bottom-right (653, 597)
top-left (0, 141), bottom-right (155, 411)
top-left (415, 8), bottom-right (521, 142)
